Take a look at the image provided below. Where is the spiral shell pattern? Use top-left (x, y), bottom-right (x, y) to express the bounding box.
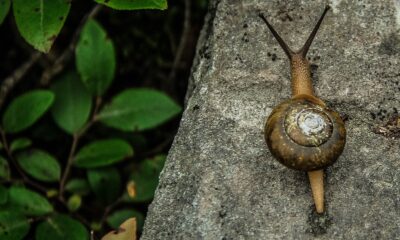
top-left (264, 98), bottom-right (346, 171)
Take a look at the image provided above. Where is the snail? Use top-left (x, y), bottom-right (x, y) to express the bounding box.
top-left (259, 6), bottom-right (346, 213)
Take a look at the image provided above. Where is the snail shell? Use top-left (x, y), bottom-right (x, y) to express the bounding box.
top-left (264, 96), bottom-right (346, 171)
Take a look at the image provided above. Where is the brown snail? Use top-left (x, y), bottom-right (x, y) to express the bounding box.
top-left (259, 6), bottom-right (346, 213)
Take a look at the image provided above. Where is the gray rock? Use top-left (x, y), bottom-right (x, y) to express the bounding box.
top-left (142, 0), bottom-right (400, 239)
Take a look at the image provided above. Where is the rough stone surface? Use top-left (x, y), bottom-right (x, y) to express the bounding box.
top-left (142, 0), bottom-right (400, 239)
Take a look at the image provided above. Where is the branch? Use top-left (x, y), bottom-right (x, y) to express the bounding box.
top-left (167, 0), bottom-right (191, 84)
top-left (0, 52), bottom-right (42, 109)
top-left (59, 97), bottom-right (102, 198)
top-left (58, 133), bottom-right (80, 200)
top-left (99, 197), bottom-right (123, 228)
top-left (140, 134), bottom-right (175, 158)
top-left (40, 4), bottom-right (103, 86)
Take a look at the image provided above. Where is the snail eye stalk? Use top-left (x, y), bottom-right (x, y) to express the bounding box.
top-left (258, 13), bottom-right (294, 59)
top-left (259, 5), bottom-right (330, 59)
top-left (299, 5), bottom-right (330, 58)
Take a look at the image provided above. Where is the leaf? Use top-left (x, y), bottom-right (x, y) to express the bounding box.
top-left (95, 0), bottom-right (167, 10)
top-left (0, 156), bottom-right (10, 180)
top-left (2, 90), bottom-right (54, 133)
top-left (91, 222), bottom-right (102, 231)
top-left (65, 178), bottom-right (90, 196)
top-left (0, 185), bottom-right (8, 205)
top-left (51, 71), bottom-right (92, 134)
top-left (128, 155), bottom-right (166, 202)
top-left (101, 218), bottom-right (136, 240)
top-left (35, 214), bottom-right (89, 240)
top-left (74, 139), bottom-right (133, 168)
top-left (12, 0), bottom-right (71, 52)
top-left (0, 0), bottom-right (10, 25)
top-left (10, 138), bottom-right (32, 152)
top-left (107, 209), bottom-right (144, 232)
top-left (98, 89), bottom-right (181, 131)
top-left (8, 186), bottom-right (53, 216)
top-left (76, 19), bottom-right (116, 96)
top-left (0, 211), bottom-right (30, 240)
top-left (126, 181), bottom-right (136, 199)
top-left (16, 149), bottom-right (61, 182)
top-left (87, 167), bottom-right (121, 204)
top-left (46, 189), bottom-right (58, 198)
top-left (67, 194), bottom-right (81, 212)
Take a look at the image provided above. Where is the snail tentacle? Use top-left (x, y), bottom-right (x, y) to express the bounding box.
top-left (258, 13), bottom-right (294, 59)
top-left (298, 6), bottom-right (330, 57)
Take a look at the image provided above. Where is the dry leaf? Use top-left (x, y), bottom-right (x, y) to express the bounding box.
top-left (373, 115), bottom-right (400, 138)
top-left (126, 181), bottom-right (136, 199)
top-left (101, 218), bottom-right (137, 240)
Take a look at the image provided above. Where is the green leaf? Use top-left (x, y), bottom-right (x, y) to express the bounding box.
top-left (67, 194), bottom-right (81, 212)
top-left (94, 0), bottom-right (167, 10)
top-left (0, 185), bottom-right (8, 205)
top-left (0, 156), bottom-right (10, 180)
top-left (46, 189), bottom-right (58, 198)
top-left (0, 211), bottom-right (30, 240)
top-left (65, 178), bottom-right (90, 196)
top-left (98, 89), bottom-right (181, 131)
top-left (0, 0), bottom-right (10, 25)
top-left (128, 155), bottom-right (166, 202)
top-left (35, 214), bottom-right (89, 240)
top-left (51, 72), bottom-right (92, 134)
top-left (10, 138), bottom-right (32, 152)
top-left (74, 139), bottom-right (133, 168)
top-left (2, 90), bottom-right (54, 133)
top-left (16, 149), bottom-right (61, 182)
top-left (107, 209), bottom-right (144, 232)
top-left (8, 186), bottom-right (53, 216)
top-left (76, 19), bottom-right (116, 96)
top-left (12, 0), bottom-right (70, 52)
top-left (90, 222), bottom-right (101, 232)
top-left (87, 167), bottom-right (121, 204)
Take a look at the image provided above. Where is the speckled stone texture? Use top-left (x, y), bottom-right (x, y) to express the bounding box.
top-left (142, 0), bottom-right (400, 239)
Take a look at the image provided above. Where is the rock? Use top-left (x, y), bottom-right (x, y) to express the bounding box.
top-left (142, 0), bottom-right (400, 239)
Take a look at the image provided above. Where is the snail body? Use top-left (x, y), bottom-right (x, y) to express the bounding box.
top-left (260, 6), bottom-right (346, 213)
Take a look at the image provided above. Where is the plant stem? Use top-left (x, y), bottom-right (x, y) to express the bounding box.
top-left (0, 52), bottom-right (42, 109)
top-left (99, 197), bottom-right (122, 228)
top-left (140, 134), bottom-right (175, 158)
top-left (59, 133), bottom-right (80, 200)
top-left (40, 4), bottom-right (103, 86)
top-left (165, 0), bottom-right (191, 96)
top-left (59, 96), bottom-right (102, 199)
